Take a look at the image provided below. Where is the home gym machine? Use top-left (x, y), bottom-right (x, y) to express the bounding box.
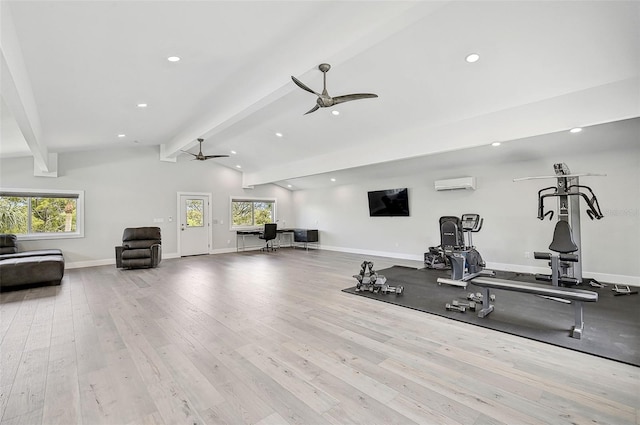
top-left (514, 163), bottom-right (604, 286)
top-left (353, 261), bottom-right (404, 295)
top-left (436, 214), bottom-right (495, 288)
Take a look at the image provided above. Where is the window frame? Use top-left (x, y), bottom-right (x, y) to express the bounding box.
top-left (230, 196), bottom-right (276, 230)
top-left (0, 188), bottom-right (85, 240)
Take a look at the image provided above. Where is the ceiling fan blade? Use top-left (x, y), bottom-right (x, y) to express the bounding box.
top-left (181, 150), bottom-right (198, 157)
top-left (203, 155), bottom-right (230, 159)
top-left (331, 93), bottom-right (378, 105)
top-left (291, 76), bottom-right (320, 96)
top-left (304, 104), bottom-right (320, 115)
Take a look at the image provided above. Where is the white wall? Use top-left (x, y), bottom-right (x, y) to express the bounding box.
top-left (293, 144), bottom-right (640, 285)
top-left (2, 132), bottom-right (638, 285)
top-left (0, 146), bottom-right (294, 267)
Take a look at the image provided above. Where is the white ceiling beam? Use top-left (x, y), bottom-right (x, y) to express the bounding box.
top-left (159, 1), bottom-right (446, 163)
top-left (0, 3), bottom-right (54, 175)
top-left (159, 79), bottom-right (295, 162)
top-left (243, 77), bottom-right (640, 187)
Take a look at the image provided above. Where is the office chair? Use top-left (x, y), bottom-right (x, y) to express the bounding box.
top-left (259, 223), bottom-right (278, 252)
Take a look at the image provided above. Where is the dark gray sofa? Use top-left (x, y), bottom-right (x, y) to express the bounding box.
top-left (0, 234), bottom-right (65, 290)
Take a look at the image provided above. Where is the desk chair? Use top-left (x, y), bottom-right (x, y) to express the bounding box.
top-left (259, 223), bottom-right (277, 252)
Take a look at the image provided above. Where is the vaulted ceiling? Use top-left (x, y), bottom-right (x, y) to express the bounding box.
top-left (1, 1), bottom-right (638, 189)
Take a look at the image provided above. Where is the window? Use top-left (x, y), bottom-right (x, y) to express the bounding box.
top-left (186, 198), bottom-right (204, 227)
top-left (0, 189), bottom-right (84, 240)
top-left (231, 197), bottom-right (275, 229)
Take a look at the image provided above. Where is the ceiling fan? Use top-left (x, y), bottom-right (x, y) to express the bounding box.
top-left (182, 138), bottom-right (229, 161)
top-left (291, 63), bottom-right (378, 115)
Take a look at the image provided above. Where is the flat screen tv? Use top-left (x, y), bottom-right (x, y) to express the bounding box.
top-left (367, 188), bottom-right (410, 217)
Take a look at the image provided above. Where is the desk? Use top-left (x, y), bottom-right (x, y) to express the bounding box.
top-left (236, 228), bottom-right (297, 252)
top-left (293, 229), bottom-right (319, 250)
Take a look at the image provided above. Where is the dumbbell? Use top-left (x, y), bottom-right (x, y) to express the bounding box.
top-left (445, 303), bottom-right (466, 313)
top-left (467, 292), bottom-right (496, 303)
top-left (452, 300), bottom-right (476, 311)
top-left (382, 285), bottom-right (404, 295)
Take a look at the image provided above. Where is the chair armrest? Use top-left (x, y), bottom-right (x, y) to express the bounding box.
top-left (115, 245), bottom-right (125, 268)
top-left (151, 244), bottom-right (162, 267)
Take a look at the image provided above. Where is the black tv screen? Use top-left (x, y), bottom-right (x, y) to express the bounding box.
top-left (368, 188), bottom-right (410, 217)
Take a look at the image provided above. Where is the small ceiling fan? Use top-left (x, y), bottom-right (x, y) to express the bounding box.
top-left (182, 138), bottom-right (229, 161)
top-left (291, 63), bottom-right (378, 115)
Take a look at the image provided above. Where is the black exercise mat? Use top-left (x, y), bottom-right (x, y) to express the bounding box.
top-left (343, 266), bottom-right (640, 366)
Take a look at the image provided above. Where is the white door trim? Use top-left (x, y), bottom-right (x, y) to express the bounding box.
top-left (177, 192), bottom-right (212, 256)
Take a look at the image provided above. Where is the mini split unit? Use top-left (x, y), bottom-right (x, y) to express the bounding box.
top-left (434, 177), bottom-right (476, 191)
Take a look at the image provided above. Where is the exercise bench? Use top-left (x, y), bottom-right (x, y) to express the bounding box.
top-left (468, 277), bottom-right (598, 339)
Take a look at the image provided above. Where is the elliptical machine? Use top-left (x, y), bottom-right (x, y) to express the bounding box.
top-left (436, 214), bottom-right (495, 288)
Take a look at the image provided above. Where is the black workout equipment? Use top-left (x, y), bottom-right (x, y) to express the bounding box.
top-left (353, 261), bottom-right (404, 295)
top-left (516, 163), bottom-right (604, 286)
top-left (435, 214), bottom-right (495, 288)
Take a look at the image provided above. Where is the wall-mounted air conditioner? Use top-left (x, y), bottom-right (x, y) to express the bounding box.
top-left (434, 176), bottom-right (476, 191)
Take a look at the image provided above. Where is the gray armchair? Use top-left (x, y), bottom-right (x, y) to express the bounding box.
top-left (115, 227), bottom-right (162, 269)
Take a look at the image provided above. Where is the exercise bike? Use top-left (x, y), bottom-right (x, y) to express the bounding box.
top-left (436, 214), bottom-right (495, 288)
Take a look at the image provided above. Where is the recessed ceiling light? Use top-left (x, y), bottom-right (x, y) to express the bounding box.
top-left (570, 127), bottom-right (582, 133)
top-left (235, 165), bottom-right (242, 169)
top-left (137, 103), bottom-right (147, 108)
top-left (331, 110), bottom-right (340, 116)
top-left (117, 134), bottom-right (126, 138)
top-left (167, 56), bottom-right (180, 62)
top-left (230, 150), bottom-right (237, 155)
top-left (275, 132), bottom-right (283, 138)
top-left (330, 178), bottom-right (336, 182)
top-left (465, 53), bottom-right (480, 63)
top-left (287, 184), bottom-right (292, 188)
top-left (491, 142), bottom-right (501, 147)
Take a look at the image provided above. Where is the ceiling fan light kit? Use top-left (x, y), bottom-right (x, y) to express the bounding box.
top-left (291, 63), bottom-right (378, 115)
top-left (181, 138), bottom-right (229, 161)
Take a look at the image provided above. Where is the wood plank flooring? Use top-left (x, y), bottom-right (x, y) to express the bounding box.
top-left (1, 249), bottom-right (638, 424)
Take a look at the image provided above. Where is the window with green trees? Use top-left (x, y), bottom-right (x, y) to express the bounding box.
top-left (231, 198), bottom-right (275, 228)
top-left (186, 199), bottom-right (204, 227)
top-left (0, 190), bottom-right (84, 239)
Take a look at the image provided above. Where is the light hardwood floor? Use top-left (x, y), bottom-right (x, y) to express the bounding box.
top-left (1, 249), bottom-right (638, 425)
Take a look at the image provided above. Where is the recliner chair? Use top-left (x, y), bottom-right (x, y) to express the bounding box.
top-left (259, 223), bottom-right (277, 252)
top-left (115, 227), bottom-right (162, 269)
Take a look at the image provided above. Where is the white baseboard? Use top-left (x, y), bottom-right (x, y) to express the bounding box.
top-left (65, 248), bottom-right (639, 287)
top-left (66, 252), bottom-right (180, 269)
top-left (210, 247), bottom-right (245, 254)
top-left (319, 245), bottom-right (424, 262)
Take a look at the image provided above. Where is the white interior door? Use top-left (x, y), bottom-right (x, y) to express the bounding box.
top-left (179, 194), bottom-right (210, 256)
